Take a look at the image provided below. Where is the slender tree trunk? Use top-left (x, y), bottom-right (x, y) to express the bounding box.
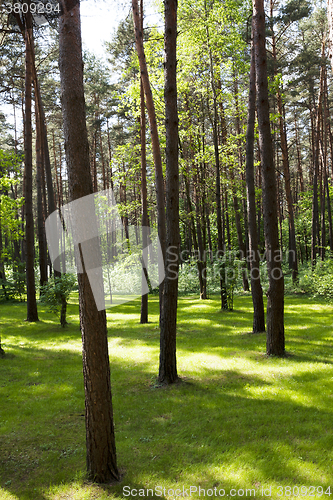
top-left (140, 0), bottom-right (149, 324)
top-left (232, 68), bottom-right (250, 291)
top-left (253, 0), bottom-right (284, 356)
top-left (270, 14), bottom-right (298, 281)
top-left (245, 18), bottom-right (265, 333)
top-left (320, 152), bottom-right (326, 260)
top-left (0, 334), bottom-right (4, 357)
top-left (294, 111), bottom-right (305, 193)
top-left (36, 107), bottom-right (48, 288)
top-left (194, 176), bottom-right (207, 299)
top-left (312, 42), bottom-right (325, 267)
top-left (327, 0), bottom-right (333, 75)
top-left (59, 0), bottom-right (118, 482)
top-left (184, 175), bottom-right (205, 298)
top-left (132, 0), bottom-right (166, 307)
top-left (323, 68), bottom-right (333, 252)
top-left (277, 92), bottom-right (298, 280)
top-left (204, 6), bottom-right (226, 309)
top-left (158, 0), bottom-right (179, 385)
top-left (24, 8), bottom-right (38, 322)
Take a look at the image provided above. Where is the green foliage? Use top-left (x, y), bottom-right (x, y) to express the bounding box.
top-left (40, 274), bottom-right (77, 321)
top-left (298, 259), bottom-right (333, 302)
top-left (178, 260), bottom-right (201, 294)
top-left (278, 0), bottom-right (312, 24)
top-left (0, 262), bottom-right (26, 302)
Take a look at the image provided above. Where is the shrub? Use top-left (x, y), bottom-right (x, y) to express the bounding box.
top-left (40, 274), bottom-right (77, 326)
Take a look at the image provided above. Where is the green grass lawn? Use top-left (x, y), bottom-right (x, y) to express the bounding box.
top-left (1, 294), bottom-right (333, 499)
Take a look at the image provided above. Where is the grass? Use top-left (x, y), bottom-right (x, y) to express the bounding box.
top-left (0, 293), bottom-right (333, 499)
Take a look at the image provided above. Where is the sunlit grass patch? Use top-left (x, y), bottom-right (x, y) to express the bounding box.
top-left (1, 294), bottom-right (333, 499)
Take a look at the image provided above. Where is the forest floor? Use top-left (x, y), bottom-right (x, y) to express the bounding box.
top-left (0, 294), bottom-right (333, 500)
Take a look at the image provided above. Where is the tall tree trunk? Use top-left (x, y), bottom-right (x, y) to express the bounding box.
top-left (294, 111), bottom-right (305, 193)
top-left (311, 41), bottom-right (325, 267)
top-left (194, 175), bottom-right (207, 299)
top-left (323, 68), bottom-right (333, 252)
top-left (270, 9), bottom-right (298, 281)
top-left (277, 92), bottom-right (298, 280)
top-left (132, 0), bottom-right (166, 307)
top-left (24, 7), bottom-right (38, 322)
top-left (0, 334), bottom-right (4, 357)
top-left (36, 106), bottom-right (48, 288)
top-left (140, 0), bottom-right (149, 324)
top-left (245, 18), bottom-right (265, 333)
top-left (158, 0), bottom-right (179, 385)
top-left (253, 0), bottom-right (284, 356)
top-left (232, 68), bottom-right (250, 291)
top-left (59, 0), bottom-right (118, 482)
top-left (184, 175), bottom-right (206, 298)
top-left (204, 5), bottom-right (227, 309)
top-left (327, 0), bottom-right (333, 75)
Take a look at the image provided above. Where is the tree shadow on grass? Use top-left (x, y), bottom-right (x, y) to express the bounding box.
top-left (1, 296), bottom-right (333, 498)
top-left (1, 342), bottom-right (333, 498)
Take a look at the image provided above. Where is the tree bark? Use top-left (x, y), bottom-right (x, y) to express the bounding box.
top-left (158, 0), bottom-right (179, 385)
top-left (36, 106), bottom-right (48, 288)
top-left (132, 0), bottom-right (166, 300)
top-left (140, 0), bottom-right (149, 324)
top-left (232, 68), bottom-right (250, 291)
top-left (253, 0), bottom-right (285, 356)
top-left (24, 7), bottom-right (39, 322)
top-left (294, 111), bottom-right (305, 193)
top-left (59, 0), bottom-right (118, 482)
top-left (269, 6), bottom-right (298, 282)
top-left (245, 18), bottom-right (265, 333)
top-left (311, 41), bottom-right (325, 267)
top-left (204, 7), bottom-right (227, 309)
top-left (328, 0), bottom-right (333, 75)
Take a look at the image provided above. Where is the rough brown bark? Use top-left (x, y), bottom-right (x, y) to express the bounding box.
top-left (204, 7), bottom-right (226, 309)
top-left (194, 175), bottom-right (207, 299)
top-left (0, 336), bottom-right (4, 357)
top-left (184, 175), bottom-right (206, 298)
top-left (158, 0), bottom-right (179, 385)
top-left (269, 3), bottom-right (298, 282)
top-left (24, 7), bottom-right (39, 322)
top-left (245, 18), bottom-right (265, 333)
top-left (294, 111), bottom-right (305, 193)
top-left (132, 0), bottom-right (166, 289)
top-left (328, 0), bottom-right (333, 74)
top-left (232, 69), bottom-right (250, 292)
top-left (311, 41), bottom-right (325, 267)
top-left (59, 0), bottom-right (118, 482)
top-left (253, 0), bottom-right (284, 356)
top-left (140, 0), bottom-right (149, 324)
top-left (36, 106), bottom-right (48, 288)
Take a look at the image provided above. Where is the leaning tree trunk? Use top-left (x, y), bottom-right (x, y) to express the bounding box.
top-left (158, 0), bottom-right (179, 385)
top-left (245, 16), bottom-right (265, 334)
top-left (24, 7), bottom-right (39, 322)
top-left (132, 0), bottom-right (166, 313)
top-left (59, 0), bottom-right (118, 482)
top-left (253, 0), bottom-right (284, 356)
